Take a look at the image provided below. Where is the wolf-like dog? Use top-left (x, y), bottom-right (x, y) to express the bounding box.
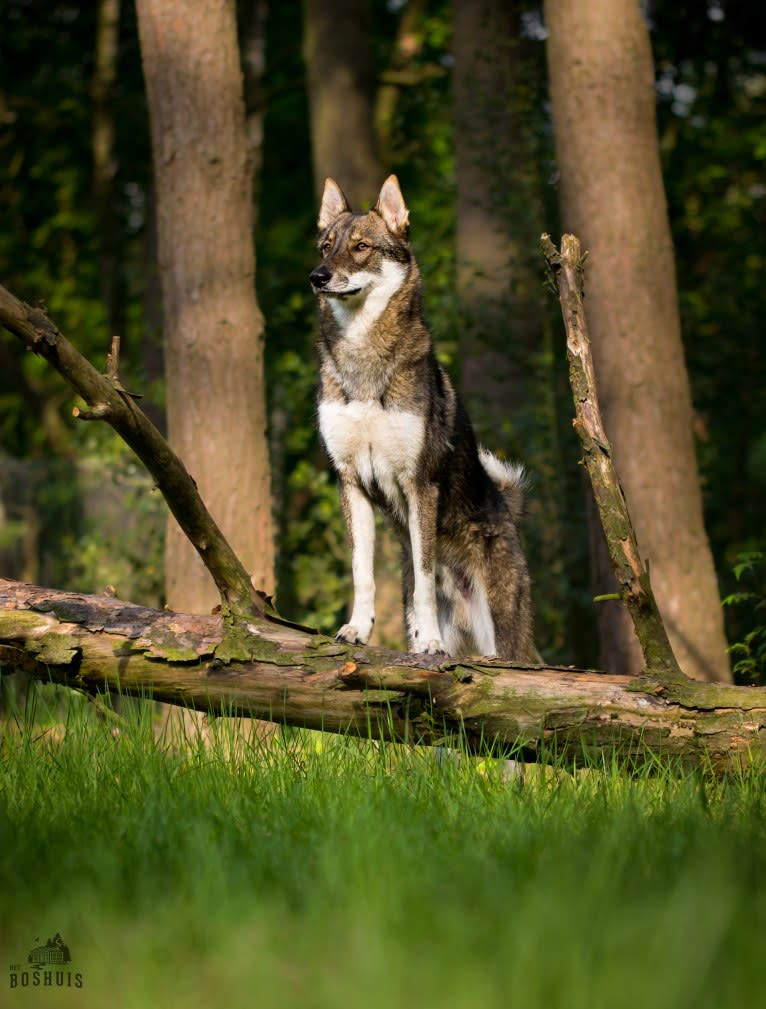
top-left (310, 175), bottom-right (535, 660)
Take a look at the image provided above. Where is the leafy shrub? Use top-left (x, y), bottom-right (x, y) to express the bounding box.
top-left (723, 551), bottom-right (766, 684)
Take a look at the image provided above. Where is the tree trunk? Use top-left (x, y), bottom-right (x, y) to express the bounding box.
top-left (0, 576), bottom-right (762, 771)
top-left (302, 0), bottom-right (381, 209)
top-left (91, 0), bottom-right (124, 340)
top-left (543, 233), bottom-right (681, 679)
top-left (453, 0), bottom-right (545, 434)
top-left (453, 0), bottom-right (573, 658)
top-left (544, 0), bottom-right (731, 682)
top-left (374, 0), bottom-right (427, 165)
top-left (136, 0), bottom-right (275, 612)
top-left (238, 0), bottom-right (269, 229)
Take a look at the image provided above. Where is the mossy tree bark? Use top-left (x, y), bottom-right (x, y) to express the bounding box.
top-left (452, 0), bottom-right (573, 657)
top-left (453, 0), bottom-right (546, 436)
top-left (91, 0), bottom-right (123, 340)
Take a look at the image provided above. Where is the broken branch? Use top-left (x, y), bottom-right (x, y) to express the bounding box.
top-left (0, 283), bottom-right (263, 621)
top-left (542, 233), bottom-right (682, 678)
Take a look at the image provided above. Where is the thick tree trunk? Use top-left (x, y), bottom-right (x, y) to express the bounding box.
top-left (136, 0), bottom-right (275, 612)
top-left (239, 0), bottom-right (269, 229)
top-left (453, 0), bottom-right (545, 434)
top-left (452, 0), bottom-right (571, 657)
top-left (302, 0), bottom-right (381, 209)
top-left (544, 0), bottom-right (731, 682)
top-left (0, 577), bottom-right (763, 770)
top-left (91, 0), bottom-right (124, 340)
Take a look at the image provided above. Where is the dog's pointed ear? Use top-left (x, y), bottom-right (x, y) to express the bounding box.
top-left (375, 175), bottom-right (410, 236)
top-left (318, 178), bottom-right (350, 230)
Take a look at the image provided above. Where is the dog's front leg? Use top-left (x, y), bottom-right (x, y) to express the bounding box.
top-left (336, 481), bottom-right (376, 645)
top-left (406, 483), bottom-right (445, 655)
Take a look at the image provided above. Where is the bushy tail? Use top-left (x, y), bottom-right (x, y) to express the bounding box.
top-left (479, 448), bottom-right (528, 524)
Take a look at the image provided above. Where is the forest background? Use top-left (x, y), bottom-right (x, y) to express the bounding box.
top-left (1, 0), bottom-right (765, 683)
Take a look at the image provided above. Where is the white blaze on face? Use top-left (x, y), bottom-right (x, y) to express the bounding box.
top-left (327, 259), bottom-right (407, 345)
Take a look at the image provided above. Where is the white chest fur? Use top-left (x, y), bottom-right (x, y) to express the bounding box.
top-left (318, 399), bottom-right (424, 519)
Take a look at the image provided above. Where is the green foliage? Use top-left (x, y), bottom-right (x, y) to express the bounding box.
top-left (2, 697), bottom-right (766, 1007)
top-left (58, 442), bottom-right (165, 606)
top-left (0, 436), bottom-right (164, 606)
top-left (0, 1), bottom-right (160, 606)
top-left (722, 550), bottom-right (766, 684)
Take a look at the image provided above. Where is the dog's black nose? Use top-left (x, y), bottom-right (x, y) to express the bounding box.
top-left (310, 264), bottom-right (332, 289)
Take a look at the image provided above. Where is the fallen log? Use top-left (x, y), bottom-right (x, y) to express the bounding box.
top-left (1, 578), bottom-right (765, 769)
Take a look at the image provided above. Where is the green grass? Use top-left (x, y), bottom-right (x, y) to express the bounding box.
top-left (1, 688), bottom-right (765, 1009)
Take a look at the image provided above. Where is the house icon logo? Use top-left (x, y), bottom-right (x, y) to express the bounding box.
top-left (8, 932), bottom-right (83, 990)
top-left (27, 934), bottom-right (72, 967)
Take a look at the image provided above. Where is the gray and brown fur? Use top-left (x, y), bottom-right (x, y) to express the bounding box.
top-left (310, 175), bottom-right (535, 660)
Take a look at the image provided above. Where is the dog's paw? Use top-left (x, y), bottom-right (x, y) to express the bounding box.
top-left (335, 623), bottom-right (372, 646)
top-left (420, 638), bottom-right (447, 656)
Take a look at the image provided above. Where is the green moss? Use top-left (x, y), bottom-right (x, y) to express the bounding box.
top-left (161, 646), bottom-right (203, 663)
top-left (214, 629), bottom-right (278, 665)
top-left (27, 633), bottom-right (80, 666)
top-left (0, 610), bottom-right (54, 637)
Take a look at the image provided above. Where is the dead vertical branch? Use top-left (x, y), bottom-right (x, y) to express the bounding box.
top-left (541, 232), bottom-right (682, 679)
top-left (106, 334), bottom-right (120, 381)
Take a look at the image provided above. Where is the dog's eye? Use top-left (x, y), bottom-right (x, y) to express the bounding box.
top-left (356, 241), bottom-right (370, 252)
top-left (321, 241), bottom-right (332, 254)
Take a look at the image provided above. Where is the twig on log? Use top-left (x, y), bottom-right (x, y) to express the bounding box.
top-left (541, 233), bottom-right (682, 679)
top-left (72, 404), bottom-right (110, 421)
top-left (106, 334), bottom-right (120, 381)
top-left (0, 284), bottom-right (263, 622)
top-left (1, 578), bottom-right (764, 770)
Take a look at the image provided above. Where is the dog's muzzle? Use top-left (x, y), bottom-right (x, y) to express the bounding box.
top-left (309, 265), bottom-right (362, 298)
top-left (309, 265), bottom-right (332, 289)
